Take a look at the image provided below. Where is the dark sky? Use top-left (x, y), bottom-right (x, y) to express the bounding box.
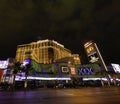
top-left (0, 0), bottom-right (120, 65)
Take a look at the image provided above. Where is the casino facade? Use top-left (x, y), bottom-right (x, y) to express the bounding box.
top-left (15, 39), bottom-right (81, 64)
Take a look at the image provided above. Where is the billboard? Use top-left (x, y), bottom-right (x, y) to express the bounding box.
top-left (84, 41), bottom-right (108, 71)
top-left (84, 41), bottom-right (99, 63)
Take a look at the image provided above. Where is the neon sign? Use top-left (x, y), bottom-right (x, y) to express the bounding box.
top-left (78, 67), bottom-right (94, 76)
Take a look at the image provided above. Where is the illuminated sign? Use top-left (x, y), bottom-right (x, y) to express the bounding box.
top-left (23, 59), bottom-right (31, 66)
top-left (0, 60), bottom-right (8, 69)
top-left (62, 67), bottom-right (69, 73)
top-left (88, 53), bottom-right (99, 63)
top-left (111, 63), bottom-right (120, 73)
top-left (78, 67), bottom-right (94, 76)
top-left (70, 67), bottom-right (76, 75)
top-left (84, 41), bottom-right (96, 55)
top-left (84, 41), bottom-right (99, 63)
top-left (86, 46), bottom-right (95, 54)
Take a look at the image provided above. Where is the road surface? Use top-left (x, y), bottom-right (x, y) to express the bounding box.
top-left (0, 87), bottom-right (120, 104)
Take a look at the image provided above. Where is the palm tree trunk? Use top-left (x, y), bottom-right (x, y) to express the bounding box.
top-left (113, 76), bottom-right (117, 86)
top-left (107, 80), bottom-right (111, 87)
top-left (113, 79), bottom-right (116, 86)
top-left (24, 75), bottom-right (28, 89)
top-left (13, 74), bottom-right (16, 88)
top-left (100, 78), bottom-right (104, 87)
top-left (107, 76), bottom-right (111, 87)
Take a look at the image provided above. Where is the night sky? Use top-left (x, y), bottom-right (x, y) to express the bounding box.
top-left (0, 0), bottom-right (120, 65)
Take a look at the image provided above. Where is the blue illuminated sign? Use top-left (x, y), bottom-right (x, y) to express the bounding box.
top-left (78, 67), bottom-right (94, 76)
top-left (23, 59), bottom-right (31, 66)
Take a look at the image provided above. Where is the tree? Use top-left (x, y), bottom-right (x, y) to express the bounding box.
top-left (22, 63), bottom-right (33, 90)
top-left (12, 61), bottom-right (21, 88)
top-left (95, 70), bottom-right (110, 87)
top-left (107, 70), bottom-right (117, 86)
top-left (7, 60), bottom-right (21, 90)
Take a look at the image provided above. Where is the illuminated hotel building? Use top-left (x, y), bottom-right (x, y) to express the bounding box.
top-left (15, 39), bottom-right (80, 64)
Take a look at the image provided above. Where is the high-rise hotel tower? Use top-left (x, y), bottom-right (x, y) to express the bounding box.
top-left (15, 39), bottom-right (80, 64)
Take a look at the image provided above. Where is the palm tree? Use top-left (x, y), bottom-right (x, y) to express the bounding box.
top-left (107, 70), bottom-right (117, 86)
top-left (22, 63), bottom-right (32, 90)
top-left (7, 61), bottom-right (21, 89)
top-left (95, 70), bottom-right (110, 87)
top-left (12, 61), bottom-right (21, 88)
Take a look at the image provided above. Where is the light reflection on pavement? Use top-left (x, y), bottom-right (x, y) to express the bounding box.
top-left (0, 87), bottom-right (120, 104)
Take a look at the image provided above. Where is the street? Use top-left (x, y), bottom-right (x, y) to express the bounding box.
top-left (0, 87), bottom-right (120, 104)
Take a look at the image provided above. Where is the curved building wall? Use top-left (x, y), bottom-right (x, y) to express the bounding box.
top-left (15, 39), bottom-right (72, 64)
